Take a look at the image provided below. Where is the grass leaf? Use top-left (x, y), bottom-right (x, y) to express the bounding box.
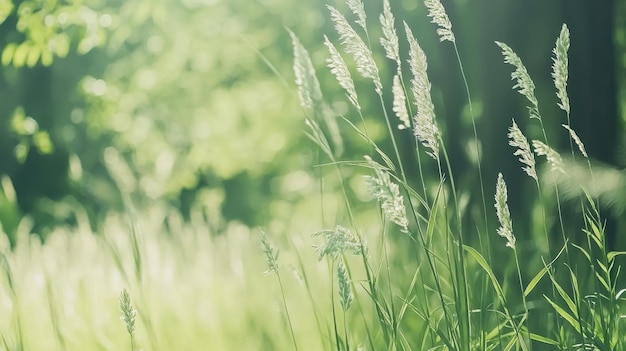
top-left (544, 295), bottom-right (581, 331)
top-left (464, 245), bottom-right (505, 300)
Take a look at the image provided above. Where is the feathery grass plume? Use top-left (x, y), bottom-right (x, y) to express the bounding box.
top-left (119, 289), bottom-right (136, 343)
top-left (313, 225), bottom-right (364, 260)
top-left (496, 41), bottom-right (540, 120)
top-left (290, 29), bottom-right (344, 156)
top-left (424, 0), bottom-right (455, 43)
top-left (380, 0), bottom-right (400, 67)
top-left (347, 0), bottom-right (367, 32)
top-left (533, 140), bottom-right (565, 174)
top-left (562, 124), bottom-right (588, 158)
top-left (327, 5), bottom-right (383, 95)
top-left (364, 155), bottom-right (409, 232)
top-left (494, 173), bottom-right (516, 249)
top-left (405, 22), bottom-right (440, 161)
top-left (288, 29), bottom-right (323, 111)
top-left (324, 35), bottom-right (360, 111)
top-left (260, 230), bottom-right (279, 275)
top-left (337, 260), bottom-right (353, 311)
top-left (508, 119), bottom-right (537, 181)
top-left (552, 24), bottom-right (570, 115)
top-left (392, 75), bottom-right (410, 130)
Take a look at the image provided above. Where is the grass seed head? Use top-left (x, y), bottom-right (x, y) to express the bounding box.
top-left (364, 156), bottom-right (409, 233)
top-left (495, 173), bottom-right (516, 249)
top-left (533, 140), bottom-right (565, 174)
top-left (346, 0), bottom-right (367, 32)
top-left (496, 41), bottom-right (540, 120)
top-left (380, 0), bottom-right (400, 66)
top-left (424, 0), bottom-right (455, 43)
top-left (328, 5), bottom-right (382, 95)
top-left (313, 226), bottom-right (364, 260)
top-left (392, 75), bottom-right (410, 130)
top-left (260, 230), bottom-right (280, 275)
top-left (508, 119), bottom-right (537, 181)
top-left (337, 260), bottom-right (353, 311)
top-left (324, 35), bottom-right (360, 111)
top-left (405, 22), bottom-right (440, 161)
top-left (289, 29), bottom-right (323, 111)
top-left (552, 24), bottom-right (570, 114)
top-left (119, 289), bottom-right (136, 337)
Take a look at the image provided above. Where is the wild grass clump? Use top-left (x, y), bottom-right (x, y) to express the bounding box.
top-left (272, 0), bottom-right (626, 350)
top-left (0, 203), bottom-right (334, 350)
top-left (0, 1), bottom-right (622, 350)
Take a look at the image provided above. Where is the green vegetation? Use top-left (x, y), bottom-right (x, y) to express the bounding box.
top-left (0, 0), bottom-right (625, 350)
top-left (279, 1), bottom-right (626, 349)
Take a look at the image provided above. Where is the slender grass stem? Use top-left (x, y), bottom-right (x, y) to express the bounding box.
top-left (377, 93), bottom-right (407, 184)
top-left (439, 140), bottom-right (471, 351)
top-left (276, 273), bottom-right (299, 351)
top-left (513, 249), bottom-right (531, 346)
top-left (451, 42), bottom-right (490, 241)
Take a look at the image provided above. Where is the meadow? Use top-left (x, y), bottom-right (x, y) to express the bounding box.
top-left (1, 0), bottom-right (625, 350)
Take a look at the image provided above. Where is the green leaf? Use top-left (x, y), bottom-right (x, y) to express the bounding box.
top-left (568, 268), bottom-right (581, 310)
top-left (587, 218), bottom-right (604, 249)
top-left (33, 131), bottom-right (54, 154)
top-left (427, 182), bottom-right (443, 243)
top-left (12, 42), bottom-right (30, 68)
top-left (596, 259), bottom-right (609, 275)
top-left (572, 243), bottom-right (591, 263)
top-left (503, 335), bottom-right (517, 351)
top-left (54, 34), bottom-right (70, 58)
top-left (40, 49), bottom-right (53, 66)
top-left (464, 245), bottom-right (505, 300)
top-left (528, 332), bottom-right (559, 345)
top-left (550, 272), bottom-right (579, 316)
top-left (583, 227), bottom-right (602, 249)
top-left (544, 295), bottom-right (580, 331)
top-left (524, 265), bottom-right (547, 297)
top-left (524, 243), bottom-right (567, 297)
top-left (14, 142), bottom-right (29, 164)
top-left (484, 318), bottom-right (510, 340)
top-left (1, 43), bottom-right (15, 66)
top-left (10, 107), bottom-right (26, 135)
top-left (0, 0), bottom-right (13, 26)
top-left (26, 46), bottom-right (40, 67)
top-left (607, 251), bottom-right (626, 262)
top-left (595, 272), bottom-right (610, 291)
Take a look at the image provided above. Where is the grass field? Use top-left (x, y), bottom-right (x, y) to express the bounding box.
top-left (1, 0), bottom-right (625, 350)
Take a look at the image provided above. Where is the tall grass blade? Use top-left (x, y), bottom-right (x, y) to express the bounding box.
top-left (464, 245), bottom-right (505, 300)
top-left (544, 295), bottom-right (580, 332)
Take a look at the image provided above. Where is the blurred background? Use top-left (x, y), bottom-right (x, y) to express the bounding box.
top-left (0, 0), bottom-right (624, 247)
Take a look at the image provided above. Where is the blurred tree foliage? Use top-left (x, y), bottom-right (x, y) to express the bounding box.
top-left (0, 0), bottom-right (111, 243)
top-left (0, 0), bottom-right (336, 243)
top-left (0, 0), bottom-right (623, 246)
